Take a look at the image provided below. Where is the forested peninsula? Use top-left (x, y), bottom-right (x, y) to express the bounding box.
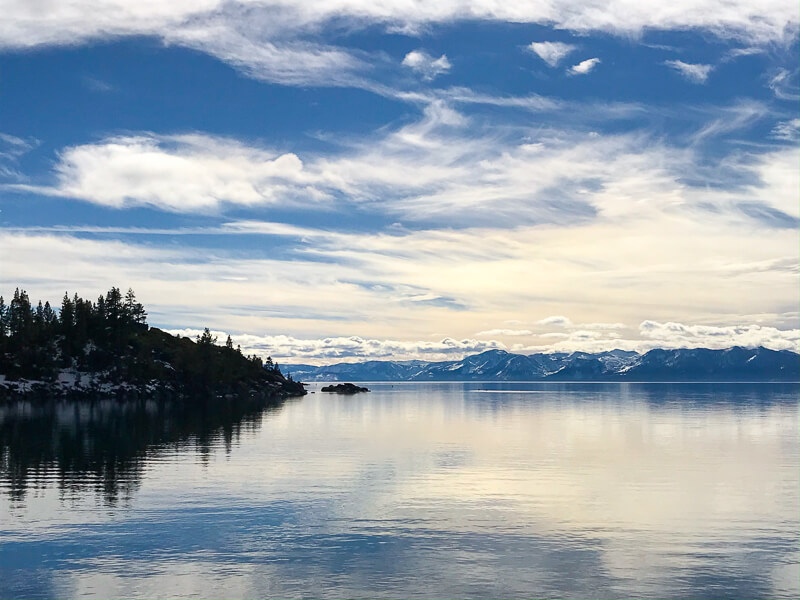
top-left (0, 287), bottom-right (305, 401)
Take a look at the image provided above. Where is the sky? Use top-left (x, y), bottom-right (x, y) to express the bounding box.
top-left (0, 0), bottom-right (798, 364)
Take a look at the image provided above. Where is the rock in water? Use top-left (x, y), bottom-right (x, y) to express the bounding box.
top-left (320, 383), bottom-right (370, 394)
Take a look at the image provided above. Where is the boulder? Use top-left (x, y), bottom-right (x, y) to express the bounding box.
top-left (320, 382), bottom-right (370, 394)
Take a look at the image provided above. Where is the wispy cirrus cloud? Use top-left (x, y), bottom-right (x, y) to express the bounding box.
top-left (1, 207), bottom-right (797, 361)
top-left (664, 60), bottom-right (713, 83)
top-left (0, 1), bottom-right (795, 93)
top-left (2, 1), bottom-right (796, 50)
top-left (771, 118), bottom-right (800, 141)
top-left (8, 98), bottom-right (799, 230)
top-left (768, 68), bottom-right (800, 100)
top-left (0, 132), bottom-right (38, 181)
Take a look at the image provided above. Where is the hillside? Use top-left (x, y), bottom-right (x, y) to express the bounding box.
top-left (0, 287), bottom-right (305, 401)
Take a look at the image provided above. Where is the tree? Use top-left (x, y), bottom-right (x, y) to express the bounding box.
top-left (43, 301), bottom-right (56, 327)
top-left (9, 288), bottom-right (32, 340)
top-left (0, 296), bottom-right (7, 340)
top-left (197, 328), bottom-right (217, 346)
top-left (60, 292), bottom-right (74, 332)
top-left (124, 288), bottom-right (147, 325)
top-left (0, 286), bottom-right (304, 397)
top-left (105, 287), bottom-right (123, 326)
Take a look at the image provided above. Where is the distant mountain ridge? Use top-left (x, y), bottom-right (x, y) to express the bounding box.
top-left (283, 347), bottom-right (799, 382)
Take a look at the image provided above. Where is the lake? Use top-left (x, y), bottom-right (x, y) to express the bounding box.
top-left (1, 382), bottom-right (798, 599)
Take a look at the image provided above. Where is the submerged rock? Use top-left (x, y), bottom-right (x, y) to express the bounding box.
top-left (320, 383), bottom-right (370, 394)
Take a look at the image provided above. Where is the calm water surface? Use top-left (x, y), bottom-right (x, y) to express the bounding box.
top-left (1, 382), bottom-right (798, 599)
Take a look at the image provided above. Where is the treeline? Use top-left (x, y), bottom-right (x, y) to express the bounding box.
top-left (0, 287), bottom-right (303, 398)
top-left (0, 287), bottom-right (147, 379)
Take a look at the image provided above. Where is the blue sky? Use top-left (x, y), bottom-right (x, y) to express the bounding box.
top-left (1, 1), bottom-right (798, 362)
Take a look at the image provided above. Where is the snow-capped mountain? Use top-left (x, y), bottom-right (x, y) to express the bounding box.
top-left (282, 347), bottom-right (799, 382)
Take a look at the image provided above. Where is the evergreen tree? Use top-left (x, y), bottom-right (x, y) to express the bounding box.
top-left (0, 296), bottom-right (7, 340)
top-left (124, 288), bottom-right (147, 325)
top-left (0, 286), bottom-right (305, 398)
top-left (9, 288), bottom-right (32, 340)
top-left (105, 287), bottom-right (123, 327)
top-left (197, 328), bottom-right (217, 346)
top-left (60, 292), bottom-right (74, 332)
top-left (95, 294), bottom-right (106, 324)
top-left (43, 301), bottom-right (56, 327)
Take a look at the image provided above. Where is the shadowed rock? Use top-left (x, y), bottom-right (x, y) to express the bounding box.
top-left (320, 383), bottom-right (370, 394)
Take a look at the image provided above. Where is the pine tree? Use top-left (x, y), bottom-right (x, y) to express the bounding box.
top-left (105, 287), bottom-right (123, 325)
top-left (43, 301), bottom-right (56, 326)
top-left (197, 328), bottom-right (217, 346)
top-left (225, 335), bottom-right (234, 350)
top-left (0, 296), bottom-right (7, 340)
top-left (9, 288), bottom-right (32, 340)
top-left (60, 292), bottom-right (75, 332)
top-left (123, 288), bottom-right (147, 325)
top-left (34, 301), bottom-right (45, 330)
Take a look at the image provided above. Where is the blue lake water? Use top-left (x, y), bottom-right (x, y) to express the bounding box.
top-left (1, 382), bottom-right (798, 599)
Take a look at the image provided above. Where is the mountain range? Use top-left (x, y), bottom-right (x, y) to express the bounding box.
top-left (282, 347), bottom-right (799, 382)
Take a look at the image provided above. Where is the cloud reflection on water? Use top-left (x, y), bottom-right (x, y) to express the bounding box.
top-left (1, 383), bottom-right (797, 598)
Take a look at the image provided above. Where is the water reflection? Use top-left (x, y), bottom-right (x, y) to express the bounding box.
top-left (0, 395), bottom-right (287, 504)
top-left (1, 383), bottom-right (798, 599)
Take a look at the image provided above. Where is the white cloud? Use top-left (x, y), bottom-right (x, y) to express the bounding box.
top-left (0, 1), bottom-right (795, 93)
top-left (402, 50), bottom-right (451, 79)
top-left (169, 22), bottom-right (370, 88)
top-left (9, 100), bottom-right (800, 235)
top-left (768, 69), bottom-right (800, 100)
top-left (0, 132), bottom-right (36, 157)
top-left (537, 316), bottom-right (573, 327)
top-left (0, 1), bottom-right (795, 50)
top-left (638, 320), bottom-right (800, 352)
top-left (167, 329), bottom-right (505, 362)
top-left (18, 134), bottom-right (316, 212)
top-left (82, 76), bottom-right (116, 93)
top-left (1, 227), bottom-right (797, 361)
top-left (771, 118), bottom-right (800, 141)
top-left (160, 320), bottom-right (800, 361)
top-left (725, 46), bottom-right (764, 59)
top-left (528, 41), bottom-right (576, 67)
top-left (664, 60), bottom-right (713, 83)
top-left (569, 57), bottom-right (600, 75)
top-left (0, 132), bottom-right (38, 181)
top-left (2, 102), bottom-right (799, 359)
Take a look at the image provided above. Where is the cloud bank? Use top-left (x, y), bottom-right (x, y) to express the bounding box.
top-left (166, 319), bottom-right (798, 363)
